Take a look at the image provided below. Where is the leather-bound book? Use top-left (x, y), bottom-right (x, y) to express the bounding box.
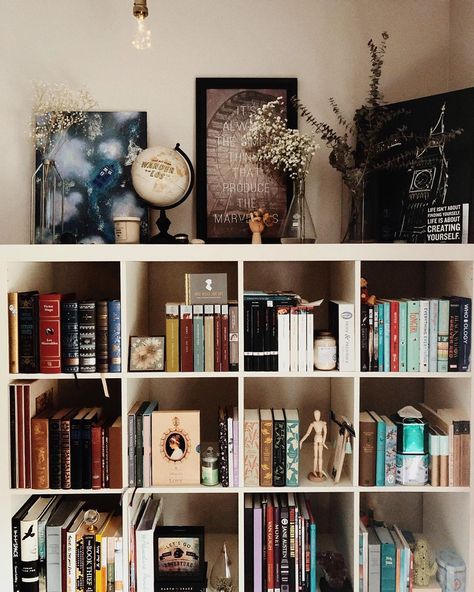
top-left (18, 291), bottom-right (39, 373)
top-left (107, 299), bottom-right (121, 372)
top-left (95, 300), bottom-right (108, 373)
top-left (79, 301), bottom-right (96, 373)
top-left (8, 292), bottom-right (19, 373)
top-left (39, 293), bottom-right (63, 373)
top-left (108, 416), bottom-right (122, 489)
top-left (31, 408), bottom-right (55, 489)
top-left (61, 299), bottom-right (79, 373)
top-left (359, 411), bottom-right (377, 486)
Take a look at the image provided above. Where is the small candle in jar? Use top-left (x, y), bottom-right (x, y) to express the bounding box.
top-left (314, 331), bottom-right (337, 370)
top-left (201, 446), bottom-right (219, 486)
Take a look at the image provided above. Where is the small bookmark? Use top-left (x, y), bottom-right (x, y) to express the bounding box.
top-left (100, 373), bottom-right (110, 398)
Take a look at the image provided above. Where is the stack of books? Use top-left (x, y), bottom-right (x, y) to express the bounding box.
top-left (244, 408), bottom-right (300, 487)
top-left (360, 296), bottom-right (471, 372)
top-left (12, 495), bottom-right (122, 592)
top-left (359, 406), bottom-right (470, 487)
top-left (244, 493), bottom-right (317, 592)
top-left (8, 291), bottom-right (121, 374)
top-left (359, 520), bottom-right (418, 592)
top-left (9, 379), bottom-right (122, 490)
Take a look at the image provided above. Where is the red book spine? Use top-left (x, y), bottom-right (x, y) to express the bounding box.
top-left (91, 424), bottom-right (102, 490)
top-left (39, 293), bottom-right (62, 373)
top-left (214, 305), bottom-right (222, 371)
top-left (266, 502), bottom-right (275, 592)
top-left (390, 300), bottom-right (399, 372)
top-left (180, 305), bottom-right (193, 372)
top-left (23, 385), bottom-right (31, 488)
top-left (16, 385), bottom-right (25, 488)
top-left (221, 304), bottom-right (229, 372)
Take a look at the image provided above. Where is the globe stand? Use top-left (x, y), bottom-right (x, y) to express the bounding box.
top-left (150, 209), bottom-right (177, 244)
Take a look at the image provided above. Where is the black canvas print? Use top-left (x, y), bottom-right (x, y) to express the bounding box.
top-left (370, 87), bottom-right (474, 243)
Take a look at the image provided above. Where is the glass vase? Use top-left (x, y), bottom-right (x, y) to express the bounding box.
top-left (340, 179), bottom-right (377, 243)
top-left (31, 158), bottom-right (65, 244)
top-left (280, 176), bottom-right (317, 243)
top-left (209, 542), bottom-right (233, 592)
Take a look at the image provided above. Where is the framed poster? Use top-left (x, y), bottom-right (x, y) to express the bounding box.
top-left (196, 78), bottom-right (297, 243)
top-left (34, 111), bottom-right (148, 244)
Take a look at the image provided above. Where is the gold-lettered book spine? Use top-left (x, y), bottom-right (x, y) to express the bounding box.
top-left (165, 303), bottom-right (180, 372)
top-left (8, 292), bottom-right (19, 373)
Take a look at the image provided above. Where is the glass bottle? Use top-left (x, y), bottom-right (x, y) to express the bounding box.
top-left (209, 542), bottom-right (233, 592)
top-left (280, 176), bottom-right (316, 243)
top-left (31, 158), bottom-right (64, 244)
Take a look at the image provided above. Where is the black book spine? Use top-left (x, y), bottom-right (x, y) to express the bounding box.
top-left (82, 418), bottom-right (93, 489)
top-left (83, 534), bottom-right (95, 592)
top-left (368, 305), bottom-right (374, 372)
top-left (261, 496), bottom-right (267, 592)
top-left (104, 424), bottom-right (110, 488)
top-left (264, 302), bottom-right (272, 371)
top-left (274, 503), bottom-right (281, 592)
top-left (361, 303), bottom-right (369, 371)
top-left (96, 300), bottom-right (109, 373)
top-left (10, 384), bottom-right (16, 488)
top-left (61, 300), bottom-right (79, 373)
top-left (244, 299), bottom-right (252, 371)
top-left (61, 418), bottom-right (72, 489)
top-left (217, 408), bottom-right (229, 487)
top-left (458, 297), bottom-right (471, 372)
top-left (18, 291), bottom-right (39, 373)
top-left (49, 416), bottom-right (62, 489)
top-left (448, 299), bottom-right (461, 371)
top-left (250, 300), bottom-right (264, 372)
top-left (270, 304), bottom-right (278, 371)
top-left (272, 416), bottom-right (286, 487)
top-left (280, 505), bottom-right (290, 592)
top-left (79, 301), bottom-right (96, 373)
top-left (244, 499), bottom-right (254, 592)
top-left (70, 418), bottom-right (83, 489)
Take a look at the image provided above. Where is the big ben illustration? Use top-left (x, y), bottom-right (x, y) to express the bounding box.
top-left (397, 103), bottom-right (449, 242)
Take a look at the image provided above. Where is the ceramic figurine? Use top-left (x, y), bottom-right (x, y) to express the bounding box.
top-left (414, 536), bottom-right (437, 586)
top-left (300, 410), bottom-right (328, 481)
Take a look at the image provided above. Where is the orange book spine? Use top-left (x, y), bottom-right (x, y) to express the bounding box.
top-left (31, 414), bottom-right (50, 488)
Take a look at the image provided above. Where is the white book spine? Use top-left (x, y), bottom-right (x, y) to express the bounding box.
top-left (419, 300), bottom-right (430, 371)
top-left (306, 308), bottom-right (314, 372)
top-left (277, 309), bottom-right (290, 372)
top-left (298, 307), bottom-right (306, 373)
top-left (136, 530), bottom-right (155, 592)
top-left (66, 530), bottom-right (77, 592)
top-left (428, 299), bottom-right (439, 372)
top-left (114, 537), bottom-right (123, 590)
top-left (45, 526), bottom-right (61, 592)
top-left (20, 519), bottom-right (39, 588)
top-left (335, 302), bottom-right (355, 371)
top-left (227, 415), bottom-right (234, 487)
top-left (101, 535), bottom-right (108, 590)
top-left (290, 307), bottom-right (299, 372)
top-left (143, 414), bottom-right (151, 488)
top-left (232, 410), bottom-right (239, 487)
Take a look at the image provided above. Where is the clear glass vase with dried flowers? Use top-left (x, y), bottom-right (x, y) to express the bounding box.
top-left (242, 97), bottom-right (319, 243)
top-left (30, 82), bottom-right (96, 243)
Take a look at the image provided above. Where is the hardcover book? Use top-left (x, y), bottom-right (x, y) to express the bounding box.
top-left (165, 303), bottom-right (180, 372)
top-left (329, 300), bottom-right (355, 371)
top-left (18, 291), bottom-right (39, 373)
top-left (381, 415), bottom-right (397, 486)
top-left (61, 299), bottom-right (79, 373)
top-left (369, 411), bottom-right (386, 487)
top-left (204, 304), bottom-right (215, 372)
top-left (108, 299), bottom-right (121, 372)
top-left (180, 304), bottom-right (194, 372)
top-left (218, 406), bottom-right (229, 487)
top-left (407, 299), bottom-right (420, 372)
top-left (192, 304), bottom-right (204, 372)
top-left (8, 292), bottom-right (19, 374)
top-left (151, 410), bottom-right (201, 485)
top-left (39, 293), bottom-right (63, 373)
top-left (79, 300), bottom-right (96, 373)
top-left (260, 409), bottom-right (273, 486)
top-left (437, 299), bottom-right (450, 371)
top-left (284, 409), bottom-right (299, 487)
top-left (31, 409), bottom-right (55, 489)
top-left (359, 411), bottom-right (376, 486)
top-left (96, 300), bottom-right (108, 373)
top-left (185, 273), bottom-right (228, 304)
top-left (272, 409), bottom-right (286, 487)
top-left (244, 409), bottom-right (260, 486)
top-left (229, 302), bottom-right (239, 371)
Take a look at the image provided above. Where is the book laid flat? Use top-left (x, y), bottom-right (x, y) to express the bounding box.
top-left (185, 272), bottom-right (228, 304)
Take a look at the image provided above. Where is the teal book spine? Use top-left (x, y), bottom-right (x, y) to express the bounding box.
top-left (383, 419), bottom-right (397, 486)
top-left (193, 305), bottom-right (204, 372)
top-left (310, 522), bottom-right (316, 592)
top-left (407, 300), bottom-right (420, 372)
top-left (375, 527), bottom-right (396, 592)
top-left (383, 301), bottom-right (390, 372)
top-left (373, 414), bottom-right (386, 486)
top-left (437, 299), bottom-right (450, 372)
top-left (378, 303), bottom-right (385, 373)
top-left (398, 301), bottom-right (408, 372)
top-left (285, 411), bottom-right (299, 486)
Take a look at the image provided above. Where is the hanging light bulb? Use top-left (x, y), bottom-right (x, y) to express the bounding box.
top-left (132, 0), bottom-right (151, 50)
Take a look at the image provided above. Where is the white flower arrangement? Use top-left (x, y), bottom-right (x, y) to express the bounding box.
top-left (242, 96), bottom-right (319, 179)
top-left (31, 81), bottom-right (97, 158)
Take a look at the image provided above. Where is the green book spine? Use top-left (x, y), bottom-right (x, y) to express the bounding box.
top-left (373, 414), bottom-right (386, 486)
top-left (437, 299), bottom-right (450, 372)
top-left (285, 411), bottom-right (299, 486)
top-left (407, 300), bottom-right (420, 372)
top-left (398, 300), bottom-right (408, 372)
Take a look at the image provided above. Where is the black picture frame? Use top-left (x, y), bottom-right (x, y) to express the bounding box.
top-left (196, 77), bottom-right (298, 243)
top-left (155, 525), bottom-right (205, 582)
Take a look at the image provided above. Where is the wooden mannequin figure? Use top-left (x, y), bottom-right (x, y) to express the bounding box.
top-left (300, 409), bottom-right (328, 481)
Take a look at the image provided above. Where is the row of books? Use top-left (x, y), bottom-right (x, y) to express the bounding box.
top-left (10, 378), bottom-right (122, 489)
top-left (244, 293), bottom-right (354, 373)
top-left (244, 408), bottom-right (300, 487)
top-left (360, 296), bottom-right (471, 372)
top-left (165, 302), bottom-right (239, 372)
top-left (8, 291), bottom-right (122, 374)
top-left (12, 495), bottom-right (122, 592)
top-left (359, 404), bottom-right (470, 487)
top-left (359, 520), bottom-right (417, 592)
top-left (244, 493), bottom-right (317, 592)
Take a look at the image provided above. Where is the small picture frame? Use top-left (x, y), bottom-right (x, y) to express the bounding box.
top-left (128, 336), bottom-right (165, 371)
top-left (155, 526), bottom-right (205, 581)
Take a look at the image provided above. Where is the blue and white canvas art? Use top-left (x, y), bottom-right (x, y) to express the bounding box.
top-left (35, 111), bottom-right (148, 243)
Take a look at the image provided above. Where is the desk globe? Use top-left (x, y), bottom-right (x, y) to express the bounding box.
top-left (131, 143), bottom-right (194, 243)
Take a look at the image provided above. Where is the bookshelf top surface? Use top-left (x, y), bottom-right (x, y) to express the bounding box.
top-left (0, 243), bottom-right (474, 262)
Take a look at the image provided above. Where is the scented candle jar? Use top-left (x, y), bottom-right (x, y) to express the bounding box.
top-left (314, 331), bottom-right (337, 370)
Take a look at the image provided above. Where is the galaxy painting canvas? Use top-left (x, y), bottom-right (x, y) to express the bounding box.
top-left (35, 111), bottom-right (148, 243)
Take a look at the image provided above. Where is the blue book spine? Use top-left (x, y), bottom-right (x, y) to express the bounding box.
top-left (398, 301), bottom-right (408, 372)
top-left (61, 299), bottom-right (79, 373)
top-left (372, 414), bottom-right (386, 486)
top-left (378, 303), bottom-right (384, 372)
top-left (107, 300), bottom-right (121, 372)
top-left (310, 522), bottom-right (316, 592)
top-left (458, 297), bottom-right (471, 371)
top-left (407, 300), bottom-right (420, 372)
top-left (383, 418), bottom-right (397, 486)
top-left (193, 305), bottom-right (204, 372)
top-left (383, 302), bottom-right (390, 372)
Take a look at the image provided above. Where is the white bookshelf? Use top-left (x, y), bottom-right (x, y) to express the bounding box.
top-left (0, 243), bottom-right (473, 591)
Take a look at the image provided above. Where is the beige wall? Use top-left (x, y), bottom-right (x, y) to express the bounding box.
top-left (0, 0), bottom-right (451, 244)
top-left (449, 0), bottom-right (474, 90)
